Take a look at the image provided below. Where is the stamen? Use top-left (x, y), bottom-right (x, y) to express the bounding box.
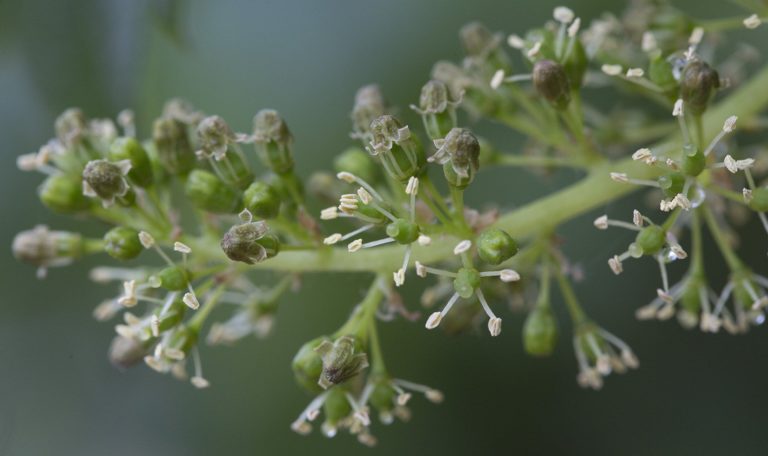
top-left (337, 171), bottom-right (384, 202)
top-left (425, 292), bottom-right (460, 329)
top-left (190, 347), bottom-right (210, 389)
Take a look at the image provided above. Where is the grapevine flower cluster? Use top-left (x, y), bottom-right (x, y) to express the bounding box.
top-left (11, 1), bottom-right (768, 446)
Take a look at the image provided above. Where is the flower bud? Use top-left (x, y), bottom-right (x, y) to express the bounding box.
top-left (220, 220), bottom-right (279, 264)
top-left (658, 172), bottom-right (685, 198)
top-left (431, 128), bottom-right (480, 189)
top-left (38, 173), bottom-right (90, 213)
top-left (533, 60), bottom-right (571, 110)
top-left (315, 335), bottom-right (369, 389)
top-left (681, 144), bottom-right (705, 177)
top-left (453, 267), bottom-right (481, 299)
top-left (152, 117), bottom-right (196, 175)
top-left (243, 181), bottom-right (281, 219)
top-left (292, 336), bottom-right (329, 393)
top-left (103, 226), bottom-right (142, 261)
top-left (185, 169), bottom-right (242, 213)
top-left (12, 225), bottom-right (83, 272)
top-left (386, 218), bottom-right (420, 245)
top-left (368, 115), bottom-right (425, 182)
top-left (109, 137), bottom-right (153, 187)
top-left (369, 380), bottom-right (397, 415)
top-left (323, 387), bottom-right (353, 429)
top-left (415, 80), bottom-right (457, 140)
top-left (460, 21), bottom-right (499, 58)
top-left (523, 305), bottom-right (558, 356)
top-left (351, 85), bottom-right (387, 140)
top-left (477, 228), bottom-right (518, 265)
top-left (680, 60), bottom-right (720, 116)
top-left (648, 53), bottom-right (678, 98)
top-left (82, 159), bottom-right (132, 206)
top-left (334, 148), bottom-right (378, 184)
top-left (749, 188), bottom-right (768, 212)
top-left (55, 108), bottom-right (87, 148)
top-left (108, 335), bottom-right (151, 370)
top-left (156, 265), bottom-right (191, 291)
top-left (251, 109), bottom-right (294, 175)
top-left (635, 225), bottom-right (666, 255)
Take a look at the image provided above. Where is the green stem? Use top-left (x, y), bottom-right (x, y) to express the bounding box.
top-left (554, 263), bottom-right (587, 325)
top-left (493, 154), bottom-right (589, 169)
top-left (701, 205), bottom-right (743, 271)
top-left (189, 283), bottom-right (226, 331)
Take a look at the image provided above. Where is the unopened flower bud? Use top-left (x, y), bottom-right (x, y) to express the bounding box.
top-left (156, 265), bottom-right (191, 291)
top-left (39, 173), bottom-right (90, 213)
top-left (197, 115), bottom-right (235, 159)
top-left (292, 336), bottom-right (329, 393)
top-left (648, 53), bottom-right (678, 98)
top-left (453, 267), bottom-right (481, 299)
top-left (243, 181), bottom-right (281, 219)
top-left (386, 218), bottom-right (420, 245)
top-left (369, 380), bottom-right (397, 416)
top-left (658, 172), bottom-right (685, 198)
top-left (635, 225), bottom-right (666, 255)
top-left (414, 80), bottom-right (457, 140)
top-left (749, 188), bottom-right (768, 212)
top-left (351, 85), bottom-right (387, 140)
top-left (55, 108), bottom-right (87, 148)
top-left (12, 225), bottom-right (83, 273)
top-left (315, 335), bottom-right (369, 389)
top-left (109, 137), bottom-right (153, 187)
top-left (251, 109), bottom-right (294, 175)
top-left (185, 169), bottom-right (242, 213)
top-left (681, 144), bottom-right (705, 177)
top-left (368, 115), bottom-right (425, 182)
top-left (533, 60), bottom-right (571, 110)
top-left (680, 60), bottom-right (720, 116)
top-left (323, 387), bottom-right (353, 430)
top-left (431, 128), bottom-right (480, 189)
top-left (103, 226), bottom-right (142, 261)
top-left (334, 148), bottom-right (378, 184)
top-left (152, 117), bottom-right (196, 175)
top-left (523, 305), bottom-right (558, 356)
top-left (477, 228), bottom-right (518, 265)
top-left (220, 220), bottom-right (280, 264)
top-left (460, 21), bottom-right (499, 57)
top-left (108, 335), bottom-right (151, 370)
top-left (82, 159), bottom-right (131, 206)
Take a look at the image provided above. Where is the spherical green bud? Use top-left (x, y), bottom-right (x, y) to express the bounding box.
top-left (103, 226), bottom-right (142, 260)
top-left (533, 60), bottom-right (571, 110)
top-left (453, 267), bottom-right (481, 299)
top-left (351, 85), bottom-right (387, 140)
top-left (12, 225), bottom-right (83, 271)
top-left (748, 188), bottom-right (768, 212)
top-left (292, 336), bottom-right (328, 393)
top-left (157, 265), bottom-right (190, 291)
top-left (82, 159), bottom-right (131, 204)
top-left (681, 144), bottom-right (705, 177)
top-left (334, 148), bottom-right (378, 184)
top-left (108, 335), bottom-right (150, 370)
top-left (523, 305), bottom-right (558, 356)
top-left (658, 172), bottom-right (686, 198)
top-left (38, 173), bottom-right (90, 213)
top-left (434, 128), bottom-right (480, 189)
top-left (323, 387), bottom-right (353, 427)
top-left (680, 277), bottom-right (704, 315)
top-left (152, 117), bottom-right (195, 175)
top-left (220, 220), bottom-right (280, 264)
top-left (369, 380), bottom-right (397, 413)
top-left (680, 60), bottom-right (720, 116)
top-left (315, 335), bottom-right (368, 389)
top-left (252, 109), bottom-right (294, 175)
top-left (243, 182), bottom-right (281, 219)
top-left (477, 228), bottom-right (518, 265)
top-left (185, 169), bottom-right (241, 213)
top-left (368, 115), bottom-right (426, 182)
top-left (109, 137), bottom-right (153, 187)
top-left (635, 225), bottom-right (666, 255)
top-left (386, 218), bottom-right (420, 245)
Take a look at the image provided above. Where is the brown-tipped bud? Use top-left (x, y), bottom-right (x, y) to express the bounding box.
top-left (431, 128), bottom-right (480, 188)
top-left (12, 225), bottom-right (83, 275)
top-left (152, 117), bottom-right (196, 175)
top-left (108, 335), bottom-right (150, 369)
top-left (55, 108), bottom-right (87, 148)
top-left (680, 60), bottom-right (720, 116)
top-left (533, 60), bottom-right (571, 110)
top-left (415, 80), bottom-right (458, 140)
top-left (314, 335), bottom-right (368, 389)
top-left (251, 109), bottom-right (294, 174)
top-left (351, 84), bottom-right (387, 139)
top-left (82, 159), bottom-right (132, 206)
top-left (196, 115), bottom-right (235, 159)
top-left (220, 219), bottom-right (280, 264)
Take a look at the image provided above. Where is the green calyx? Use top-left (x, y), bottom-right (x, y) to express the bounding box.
top-left (658, 172), bottom-right (686, 198)
top-left (523, 305), bottom-right (558, 356)
top-left (477, 228), bottom-right (518, 265)
top-left (635, 225), bottom-right (666, 255)
top-left (386, 219), bottom-right (420, 245)
top-left (156, 265), bottom-right (190, 291)
top-left (453, 267), bottom-right (481, 299)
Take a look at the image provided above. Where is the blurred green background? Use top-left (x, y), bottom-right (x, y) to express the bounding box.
top-left (2, 0), bottom-right (768, 454)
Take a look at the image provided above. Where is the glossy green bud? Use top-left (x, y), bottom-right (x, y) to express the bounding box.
top-left (386, 218), bottom-right (420, 245)
top-left (152, 117), bottom-right (195, 175)
top-left (748, 188), bottom-right (768, 212)
top-left (157, 265), bottom-right (190, 291)
top-left (185, 169), bottom-right (241, 213)
top-left (252, 109), bottom-right (294, 175)
top-left (477, 228), bottom-right (518, 265)
top-left (108, 335), bottom-right (151, 370)
top-left (680, 60), bottom-right (720, 116)
top-left (243, 182), bottom-right (281, 219)
top-left (635, 225), bottom-right (666, 255)
top-left (681, 144), bottom-right (705, 177)
top-left (323, 387), bottom-right (353, 428)
top-left (82, 159), bottom-right (131, 204)
top-left (292, 336), bottom-right (328, 393)
top-left (39, 173), bottom-right (90, 213)
top-left (109, 137), bottom-right (153, 187)
top-left (533, 60), bottom-right (571, 110)
top-left (103, 227), bottom-right (142, 260)
top-left (453, 267), bottom-right (481, 299)
top-left (334, 147), bottom-right (378, 184)
top-left (315, 335), bottom-right (368, 389)
top-left (658, 172), bottom-right (686, 198)
top-left (523, 305), bottom-right (558, 356)
top-left (220, 220), bottom-right (280, 264)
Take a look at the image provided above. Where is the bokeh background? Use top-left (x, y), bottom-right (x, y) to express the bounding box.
top-left (2, 0), bottom-right (768, 454)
